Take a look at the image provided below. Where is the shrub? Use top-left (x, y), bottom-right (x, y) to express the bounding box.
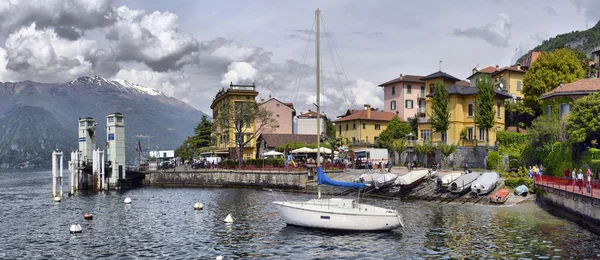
top-left (487, 151), bottom-right (500, 170)
top-left (542, 141), bottom-right (574, 177)
top-left (504, 177), bottom-right (533, 188)
top-left (496, 131), bottom-right (528, 145)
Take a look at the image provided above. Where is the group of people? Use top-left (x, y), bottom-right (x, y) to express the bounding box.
top-left (527, 164), bottom-right (544, 178)
top-left (564, 167), bottom-right (594, 191)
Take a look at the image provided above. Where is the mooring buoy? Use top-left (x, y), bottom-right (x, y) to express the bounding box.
top-left (53, 196), bottom-right (61, 202)
top-left (224, 214), bottom-right (234, 223)
top-left (84, 214), bottom-right (93, 220)
top-left (216, 255), bottom-right (223, 260)
top-left (124, 197), bottom-right (132, 204)
top-left (194, 202), bottom-right (203, 210)
top-left (69, 224), bottom-right (82, 234)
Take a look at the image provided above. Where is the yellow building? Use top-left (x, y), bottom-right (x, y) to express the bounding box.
top-left (417, 71), bottom-right (511, 147)
top-left (490, 65), bottom-right (526, 100)
top-left (210, 83), bottom-right (258, 160)
top-left (335, 104), bottom-right (396, 148)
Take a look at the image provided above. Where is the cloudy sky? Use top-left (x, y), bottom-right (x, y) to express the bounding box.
top-left (0, 0), bottom-right (599, 117)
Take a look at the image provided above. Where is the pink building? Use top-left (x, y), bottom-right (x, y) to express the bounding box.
top-left (378, 74), bottom-right (424, 120)
top-left (258, 96), bottom-right (296, 134)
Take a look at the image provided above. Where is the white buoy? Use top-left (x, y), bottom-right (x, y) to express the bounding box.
top-left (53, 196), bottom-right (61, 202)
top-left (224, 214), bottom-right (234, 223)
top-left (194, 202), bottom-right (203, 210)
top-left (69, 224), bottom-right (82, 233)
top-left (216, 256), bottom-right (223, 260)
top-left (124, 197), bottom-right (132, 204)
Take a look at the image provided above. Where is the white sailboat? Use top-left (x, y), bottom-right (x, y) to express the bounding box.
top-left (272, 9), bottom-right (404, 231)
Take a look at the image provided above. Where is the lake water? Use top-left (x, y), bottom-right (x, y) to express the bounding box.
top-left (1, 170), bottom-right (599, 259)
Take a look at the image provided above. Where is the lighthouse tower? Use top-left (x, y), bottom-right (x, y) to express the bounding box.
top-left (78, 117), bottom-right (96, 164)
top-left (106, 113), bottom-right (125, 188)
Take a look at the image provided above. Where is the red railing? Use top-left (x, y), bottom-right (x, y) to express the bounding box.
top-left (534, 175), bottom-right (600, 199)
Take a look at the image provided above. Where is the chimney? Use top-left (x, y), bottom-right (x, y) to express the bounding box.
top-left (516, 64), bottom-right (521, 70)
top-left (260, 97), bottom-right (265, 102)
top-left (364, 104), bottom-right (371, 118)
top-left (268, 95), bottom-right (272, 99)
top-left (472, 67), bottom-right (478, 74)
top-left (559, 81), bottom-right (564, 88)
top-left (399, 73), bottom-right (403, 79)
top-left (495, 64), bottom-right (499, 71)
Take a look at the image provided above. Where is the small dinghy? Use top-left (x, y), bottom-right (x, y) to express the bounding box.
top-left (394, 170), bottom-right (429, 190)
top-left (515, 185), bottom-right (529, 196)
top-left (490, 188), bottom-right (510, 204)
top-left (436, 172), bottom-right (462, 190)
top-left (471, 172), bottom-right (499, 195)
top-left (355, 173), bottom-right (398, 189)
top-left (449, 172), bottom-right (479, 194)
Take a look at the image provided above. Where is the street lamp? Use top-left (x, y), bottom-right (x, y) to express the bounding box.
top-left (407, 133), bottom-right (414, 171)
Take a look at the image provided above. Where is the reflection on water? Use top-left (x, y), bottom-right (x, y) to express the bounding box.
top-left (0, 170), bottom-right (599, 259)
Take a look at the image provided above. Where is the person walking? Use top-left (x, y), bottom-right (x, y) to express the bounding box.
top-left (587, 168), bottom-right (593, 193)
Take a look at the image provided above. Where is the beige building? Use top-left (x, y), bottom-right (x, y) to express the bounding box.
top-left (297, 110), bottom-right (327, 136)
top-left (258, 96), bottom-right (295, 135)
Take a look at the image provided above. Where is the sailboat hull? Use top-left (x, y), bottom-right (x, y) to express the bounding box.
top-left (273, 199), bottom-right (403, 231)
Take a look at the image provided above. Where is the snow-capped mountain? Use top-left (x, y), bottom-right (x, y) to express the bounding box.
top-left (0, 76), bottom-right (208, 169)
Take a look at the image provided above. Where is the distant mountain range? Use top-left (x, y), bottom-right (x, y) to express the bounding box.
top-left (0, 75), bottom-right (208, 169)
top-left (517, 21), bottom-right (600, 63)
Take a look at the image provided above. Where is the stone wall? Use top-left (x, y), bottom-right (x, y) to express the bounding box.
top-left (148, 170), bottom-right (307, 190)
top-left (540, 188), bottom-right (600, 233)
top-left (445, 146), bottom-right (492, 169)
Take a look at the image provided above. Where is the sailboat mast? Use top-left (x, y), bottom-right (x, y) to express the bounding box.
top-left (315, 8), bottom-right (321, 200)
top-left (316, 8), bottom-right (321, 169)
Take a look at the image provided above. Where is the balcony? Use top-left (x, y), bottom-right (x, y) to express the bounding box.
top-left (417, 117), bottom-right (429, 123)
top-left (418, 92), bottom-right (426, 99)
top-left (418, 107), bottom-right (426, 114)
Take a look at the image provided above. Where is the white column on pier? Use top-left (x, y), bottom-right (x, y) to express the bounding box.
top-left (59, 152), bottom-right (63, 197)
top-left (52, 151), bottom-right (57, 198)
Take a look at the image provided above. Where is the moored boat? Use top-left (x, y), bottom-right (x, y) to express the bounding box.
top-left (449, 172), bottom-right (479, 194)
top-left (355, 173), bottom-right (398, 189)
top-left (394, 170), bottom-right (429, 190)
top-left (471, 172), bottom-right (499, 195)
top-left (436, 172), bottom-right (462, 190)
top-left (490, 188), bottom-right (510, 203)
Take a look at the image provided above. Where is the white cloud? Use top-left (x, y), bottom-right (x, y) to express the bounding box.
top-left (0, 0), bottom-right (114, 38)
top-left (107, 6), bottom-right (199, 72)
top-left (453, 13), bottom-right (512, 47)
top-left (3, 23), bottom-right (98, 81)
top-left (220, 62), bottom-right (258, 86)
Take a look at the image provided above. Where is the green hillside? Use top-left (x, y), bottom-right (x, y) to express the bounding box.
top-left (517, 21), bottom-right (600, 63)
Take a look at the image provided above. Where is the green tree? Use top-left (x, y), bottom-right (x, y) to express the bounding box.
top-left (430, 81), bottom-right (450, 143)
top-left (474, 75), bottom-right (496, 149)
top-left (523, 49), bottom-right (586, 114)
top-left (436, 142), bottom-right (458, 167)
top-left (392, 139), bottom-right (407, 162)
top-left (414, 141), bottom-right (434, 166)
top-left (215, 100), bottom-right (278, 168)
top-left (175, 115), bottom-right (213, 161)
top-left (325, 119), bottom-right (336, 140)
top-left (377, 116), bottom-right (412, 149)
top-left (504, 100), bottom-right (535, 131)
top-left (406, 116), bottom-right (418, 134)
top-left (566, 92), bottom-right (600, 145)
top-left (528, 115), bottom-right (567, 152)
top-left (326, 136), bottom-right (346, 158)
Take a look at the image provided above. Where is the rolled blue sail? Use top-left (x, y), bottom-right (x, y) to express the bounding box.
top-left (317, 167), bottom-right (366, 188)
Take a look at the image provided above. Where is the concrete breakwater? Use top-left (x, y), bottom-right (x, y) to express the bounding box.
top-left (147, 170), bottom-right (308, 190)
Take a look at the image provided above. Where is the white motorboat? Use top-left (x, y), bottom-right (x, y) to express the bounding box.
top-left (355, 173), bottom-right (398, 189)
top-left (272, 9), bottom-right (403, 232)
top-left (471, 172), bottom-right (499, 195)
top-left (436, 172), bottom-right (462, 190)
top-left (449, 172), bottom-right (480, 194)
top-left (394, 170), bottom-right (429, 189)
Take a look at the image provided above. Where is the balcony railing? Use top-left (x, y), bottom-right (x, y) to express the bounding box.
top-left (418, 92), bottom-right (426, 98)
top-left (417, 117), bottom-right (429, 123)
top-left (418, 107), bottom-right (426, 114)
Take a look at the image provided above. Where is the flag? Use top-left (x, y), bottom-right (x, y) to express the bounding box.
top-left (138, 139), bottom-right (143, 153)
